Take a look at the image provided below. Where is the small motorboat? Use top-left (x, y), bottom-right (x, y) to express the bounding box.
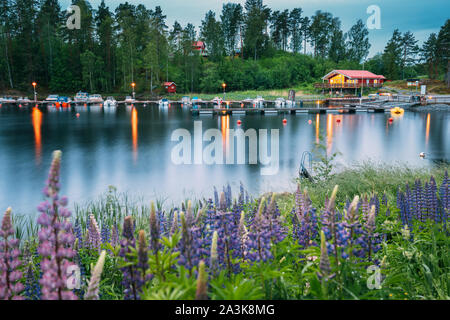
top-left (104, 96), bottom-right (117, 107)
top-left (57, 96), bottom-right (72, 103)
top-left (45, 94), bottom-right (59, 102)
top-left (159, 98), bottom-right (169, 107)
top-left (253, 96), bottom-right (265, 108)
top-left (89, 94), bottom-right (104, 104)
top-left (181, 96), bottom-right (191, 105)
top-left (125, 96), bottom-right (135, 104)
top-left (390, 106), bottom-right (404, 115)
top-left (74, 92), bottom-right (89, 103)
top-left (17, 97), bottom-right (32, 104)
top-left (275, 98), bottom-right (286, 108)
top-left (0, 97), bottom-right (16, 104)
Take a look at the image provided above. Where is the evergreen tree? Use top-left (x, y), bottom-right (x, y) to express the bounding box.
top-left (346, 19), bottom-right (370, 63)
top-left (289, 8), bottom-right (303, 53)
top-left (221, 3), bottom-right (243, 56)
top-left (382, 29), bottom-right (403, 80)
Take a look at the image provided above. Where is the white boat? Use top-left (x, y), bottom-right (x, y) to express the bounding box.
top-left (89, 94), bottom-right (104, 104)
top-left (74, 92), bottom-right (89, 103)
top-left (45, 95), bottom-right (59, 102)
top-left (212, 97), bottom-right (222, 109)
top-left (125, 96), bottom-right (135, 104)
top-left (181, 96), bottom-right (191, 105)
top-left (0, 97), bottom-right (16, 103)
top-left (104, 96), bottom-right (117, 107)
top-left (17, 97), bottom-right (32, 104)
top-left (275, 98), bottom-right (286, 108)
top-left (159, 98), bottom-right (169, 107)
top-left (253, 96), bottom-right (265, 108)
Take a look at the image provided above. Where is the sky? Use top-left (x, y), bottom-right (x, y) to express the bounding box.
top-left (59, 0), bottom-right (449, 58)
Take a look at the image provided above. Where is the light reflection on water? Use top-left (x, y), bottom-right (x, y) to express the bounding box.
top-left (0, 104), bottom-right (448, 214)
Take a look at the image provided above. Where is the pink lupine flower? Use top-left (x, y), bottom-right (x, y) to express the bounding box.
top-left (0, 208), bottom-right (24, 300)
top-left (37, 151), bottom-right (77, 300)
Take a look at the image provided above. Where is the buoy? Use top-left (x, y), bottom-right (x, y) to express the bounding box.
top-left (62, 102), bottom-right (67, 108)
top-left (336, 119), bottom-right (341, 123)
top-left (282, 118), bottom-right (287, 124)
top-left (84, 103), bottom-right (87, 107)
top-left (419, 152), bottom-right (425, 158)
top-left (389, 118), bottom-right (393, 122)
top-left (308, 120), bottom-right (312, 124)
top-left (55, 102), bottom-right (60, 108)
top-left (19, 104), bottom-right (22, 108)
top-left (241, 103), bottom-right (244, 108)
top-left (76, 113), bottom-right (80, 118)
top-left (237, 120), bottom-right (242, 125)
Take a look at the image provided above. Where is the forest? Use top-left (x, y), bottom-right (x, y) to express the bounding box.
top-left (0, 0), bottom-right (448, 94)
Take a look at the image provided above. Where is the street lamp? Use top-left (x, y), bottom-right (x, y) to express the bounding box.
top-left (222, 82), bottom-right (227, 100)
top-left (131, 82), bottom-right (136, 100)
top-left (32, 82), bottom-right (37, 103)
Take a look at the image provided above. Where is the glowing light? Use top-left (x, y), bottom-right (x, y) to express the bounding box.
top-left (132, 107), bottom-right (138, 162)
top-left (131, 82), bottom-right (136, 88)
top-left (32, 82), bottom-right (37, 87)
top-left (32, 107), bottom-right (42, 164)
top-left (282, 118), bottom-right (287, 125)
top-left (237, 120), bottom-right (242, 125)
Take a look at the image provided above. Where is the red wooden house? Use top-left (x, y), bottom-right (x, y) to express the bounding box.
top-left (316, 70), bottom-right (386, 89)
top-left (192, 41), bottom-right (207, 56)
top-left (163, 82), bottom-right (177, 93)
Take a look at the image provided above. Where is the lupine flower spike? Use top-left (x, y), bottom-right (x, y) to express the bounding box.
top-left (84, 250), bottom-right (106, 300)
top-left (195, 260), bottom-right (208, 300)
top-left (37, 150), bottom-right (77, 300)
top-left (0, 207), bottom-right (24, 300)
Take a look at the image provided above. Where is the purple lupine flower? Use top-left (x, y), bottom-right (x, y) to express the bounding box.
top-left (0, 208), bottom-right (24, 300)
top-left (149, 203), bottom-right (160, 254)
top-left (87, 214), bottom-right (101, 252)
top-left (101, 219), bottom-right (110, 245)
top-left (119, 216), bottom-right (140, 300)
top-left (137, 230), bottom-right (150, 286)
top-left (37, 151), bottom-right (77, 300)
top-left (213, 187), bottom-right (219, 208)
top-left (111, 223), bottom-right (119, 248)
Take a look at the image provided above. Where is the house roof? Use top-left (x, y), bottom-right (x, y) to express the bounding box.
top-left (323, 70), bottom-right (386, 80)
top-left (192, 41), bottom-right (205, 48)
top-left (164, 82), bottom-right (176, 86)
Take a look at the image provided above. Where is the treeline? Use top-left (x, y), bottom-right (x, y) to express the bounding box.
top-left (0, 0), bottom-right (448, 94)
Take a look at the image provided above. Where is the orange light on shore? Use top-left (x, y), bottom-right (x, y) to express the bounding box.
top-left (32, 82), bottom-right (37, 87)
top-left (425, 113), bottom-right (430, 145)
top-left (131, 82), bottom-right (136, 88)
top-left (222, 83), bottom-right (226, 89)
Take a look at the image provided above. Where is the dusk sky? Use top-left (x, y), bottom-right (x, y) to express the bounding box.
top-left (60, 0), bottom-right (449, 58)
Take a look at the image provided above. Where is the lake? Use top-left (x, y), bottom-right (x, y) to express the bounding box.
top-left (0, 103), bottom-right (448, 214)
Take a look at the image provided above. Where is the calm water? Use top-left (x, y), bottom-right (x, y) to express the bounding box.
top-left (0, 103), bottom-right (448, 214)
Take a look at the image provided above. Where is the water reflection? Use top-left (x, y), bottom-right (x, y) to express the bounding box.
top-left (0, 105), bottom-right (448, 214)
top-left (315, 114), bottom-right (320, 143)
top-left (220, 115), bottom-right (230, 154)
top-left (32, 107), bottom-right (42, 164)
top-left (132, 107), bottom-right (138, 162)
top-left (327, 114), bottom-right (333, 154)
